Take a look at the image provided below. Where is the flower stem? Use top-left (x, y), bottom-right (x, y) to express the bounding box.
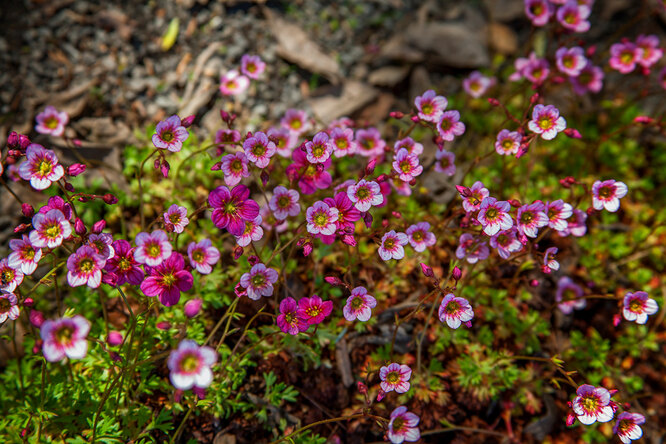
top-left (270, 412), bottom-right (387, 444)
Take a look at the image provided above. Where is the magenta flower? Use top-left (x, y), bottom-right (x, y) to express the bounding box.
top-left (571, 384), bottom-right (614, 425)
top-left (510, 52), bottom-right (550, 84)
top-left (438, 293), bottom-right (474, 329)
top-left (41, 315), bottom-right (90, 362)
top-left (0, 292), bottom-right (20, 324)
top-left (30, 209), bottom-right (71, 249)
top-left (556, 2), bottom-right (591, 33)
top-left (525, 0), bottom-right (552, 26)
top-left (392, 148), bottom-right (423, 182)
top-left (477, 197), bottom-right (513, 236)
top-left (87, 233), bottom-right (115, 261)
top-left (104, 239), bottom-right (144, 286)
top-left (516, 202), bottom-right (548, 238)
top-left (167, 340), bottom-right (217, 390)
top-left (636, 34), bottom-right (663, 69)
top-left (0, 258), bottom-right (23, 293)
top-left (528, 104), bottom-right (566, 140)
top-left (152, 115), bottom-right (189, 152)
top-left (240, 54), bottom-right (266, 79)
top-left (456, 233), bottom-right (490, 264)
top-left (209, 185), bottom-right (260, 236)
top-left (437, 110), bottom-right (465, 142)
top-left (556, 46), bottom-right (588, 77)
top-left (305, 131), bottom-right (333, 164)
top-left (379, 363), bottom-right (412, 394)
top-left (297, 295), bottom-right (333, 325)
top-left (305, 201), bottom-right (339, 236)
top-left (570, 62), bottom-right (604, 95)
top-left (433, 149), bottom-right (455, 176)
top-left (7, 235), bottom-right (42, 275)
top-left (243, 131), bottom-right (276, 168)
top-left (134, 230), bottom-right (172, 267)
top-left (235, 215), bottom-right (264, 247)
top-left (592, 179), bottom-right (628, 212)
top-left (66, 245), bottom-right (106, 288)
top-left (394, 137), bottom-right (423, 156)
top-left (406, 222), bottom-right (436, 252)
top-left (268, 127), bottom-right (298, 158)
top-left (269, 186), bottom-right (301, 220)
top-left (623, 291), bottom-right (658, 324)
top-left (141, 252), bottom-right (193, 306)
top-left (219, 69), bottom-right (249, 95)
top-left (187, 239), bottom-right (220, 274)
top-left (542, 247), bottom-right (560, 273)
top-left (35, 106), bottom-right (69, 137)
top-left (559, 208), bottom-right (587, 237)
top-left (544, 199), bottom-right (573, 232)
top-left (38, 195), bottom-right (73, 219)
top-left (330, 127), bottom-right (357, 158)
top-left (458, 181), bottom-right (489, 212)
top-left (343, 286), bottom-right (377, 322)
top-left (260, 205), bottom-right (289, 233)
top-left (219, 152), bottom-right (250, 187)
top-left (463, 71), bottom-right (494, 98)
top-left (490, 228), bottom-right (523, 259)
top-left (609, 42), bottom-right (641, 74)
top-left (347, 179), bottom-right (383, 212)
top-left (355, 127), bottom-right (386, 157)
top-left (214, 129), bottom-right (241, 147)
top-left (414, 89), bottom-right (447, 123)
top-left (614, 412), bottom-right (645, 444)
top-left (281, 109), bottom-right (311, 135)
top-left (285, 148), bottom-right (332, 195)
top-left (164, 204), bottom-right (189, 233)
top-left (240, 263), bottom-right (278, 300)
top-left (556, 276), bottom-right (586, 314)
top-left (378, 231), bottom-right (408, 261)
top-left (321, 191), bottom-right (362, 244)
top-left (277, 297), bottom-right (309, 335)
top-left (387, 406), bottom-right (420, 444)
top-left (18, 143), bottom-right (65, 190)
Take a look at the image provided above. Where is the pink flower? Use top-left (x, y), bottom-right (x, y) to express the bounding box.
top-left (330, 127), bottom-right (357, 158)
top-left (406, 222), bottom-right (436, 252)
top-left (545, 199), bottom-right (573, 231)
top-left (209, 185), bottom-right (260, 236)
top-left (489, 228), bottom-right (523, 259)
top-left (556, 276), bottom-right (586, 314)
top-left (18, 143), bottom-right (65, 190)
top-left (622, 291), bottom-right (658, 324)
top-left (556, 46), bottom-right (588, 77)
top-left (240, 54), bottom-right (266, 79)
top-left (219, 152), bottom-right (250, 187)
top-left (104, 239), bottom-right (144, 286)
top-left (243, 131), bottom-right (276, 168)
top-left (571, 384), bottom-right (614, 425)
top-left (609, 42), bottom-right (642, 74)
top-left (7, 235), bottom-right (42, 275)
top-left (152, 115), bottom-right (189, 152)
top-left (378, 230), bottom-right (408, 261)
top-left (458, 181), bottom-right (489, 212)
top-left (187, 239), bottom-right (220, 274)
top-left (477, 197), bottom-right (513, 236)
top-left (556, 1), bottom-right (591, 33)
top-left (87, 233), bottom-right (115, 261)
top-left (456, 233), bottom-right (490, 264)
top-left (437, 110), bottom-right (465, 141)
top-left (343, 286), bottom-right (377, 322)
top-left (394, 137), bottom-right (423, 156)
top-left (414, 90), bottom-right (447, 123)
top-left (268, 127), bottom-right (298, 157)
top-left (321, 192), bottom-right (361, 244)
top-left (355, 127), bottom-right (386, 157)
top-left (280, 109), bottom-right (311, 135)
top-left (305, 131), bottom-right (333, 163)
top-left (592, 179), bottom-right (628, 212)
top-left (0, 258), bottom-right (24, 293)
top-left (167, 340), bottom-right (217, 390)
top-left (277, 297), bottom-right (309, 335)
top-left (494, 130), bottom-right (521, 156)
top-left (525, 0), bottom-right (553, 26)
top-left (38, 195), bottom-right (72, 219)
top-left (510, 52), bottom-right (550, 84)
top-left (235, 215), bottom-right (264, 247)
top-left (463, 71), bottom-right (494, 98)
top-left (41, 315), bottom-right (90, 362)
top-left (438, 293), bottom-right (474, 328)
top-left (392, 148), bottom-right (423, 182)
top-left (214, 129), bottom-right (241, 147)
top-left (164, 204), bottom-right (189, 233)
top-left (30, 209), bottom-right (72, 249)
top-left (516, 202), bottom-right (548, 238)
top-left (35, 106), bottom-right (69, 137)
top-left (269, 186), bottom-right (301, 220)
top-left (387, 406), bottom-right (420, 444)
top-left (570, 62), bottom-right (604, 95)
top-left (66, 245), bottom-right (105, 288)
top-left (219, 69), bottom-right (249, 95)
top-left (0, 292), bottom-right (20, 324)
top-left (542, 247), bottom-right (560, 273)
top-left (347, 179), bottom-right (383, 212)
top-left (614, 412), bottom-right (645, 444)
top-left (240, 263), bottom-right (278, 300)
top-left (134, 230), bottom-right (173, 267)
top-left (297, 295), bottom-right (333, 325)
top-left (528, 104), bottom-right (567, 140)
top-left (285, 148), bottom-right (332, 195)
top-left (379, 363), bottom-right (412, 394)
top-left (141, 252), bottom-right (193, 306)
top-left (306, 201), bottom-right (339, 236)
top-left (636, 34), bottom-right (663, 69)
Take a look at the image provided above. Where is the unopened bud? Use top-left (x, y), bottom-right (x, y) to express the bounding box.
top-left (92, 220), bottom-right (106, 234)
top-left (420, 263), bottom-right (434, 278)
top-left (302, 242), bottom-right (313, 257)
top-left (357, 381), bottom-right (368, 394)
top-left (23, 298), bottom-right (34, 307)
top-left (156, 321), bottom-right (171, 330)
top-left (21, 203), bottom-right (34, 218)
top-left (325, 276), bottom-right (343, 286)
top-left (64, 182), bottom-right (75, 192)
top-left (14, 223), bottom-right (30, 234)
top-left (260, 170), bottom-right (269, 187)
top-left (30, 310), bottom-right (45, 328)
top-left (376, 389), bottom-right (386, 402)
top-left (67, 163), bottom-right (86, 176)
top-left (613, 314), bottom-right (621, 327)
top-left (529, 93), bottom-right (540, 105)
top-left (107, 331), bottom-right (123, 346)
top-left (74, 218), bottom-right (86, 235)
top-left (530, 279), bottom-right (540, 287)
top-left (563, 128), bottom-right (582, 139)
top-left (566, 413), bottom-right (576, 427)
top-left (211, 162), bottom-right (222, 171)
top-left (452, 266), bottom-right (462, 281)
top-left (184, 299), bottom-right (203, 318)
top-left (508, 199), bottom-right (521, 207)
top-left (154, 158), bottom-right (161, 170)
top-left (410, 115), bottom-right (420, 123)
top-left (391, 211), bottom-right (402, 219)
top-left (103, 194), bottom-right (118, 205)
top-left (181, 115), bottom-right (195, 128)
top-left (234, 282), bottom-right (247, 298)
top-left (247, 255), bottom-right (260, 266)
top-left (341, 235), bottom-right (357, 247)
top-left (381, 219), bottom-right (389, 228)
top-left (363, 212), bottom-right (373, 229)
top-left (161, 160), bottom-right (170, 178)
top-left (72, 139), bottom-right (82, 147)
top-left (389, 111), bottom-right (404, 119)
top-left (487, 98), bottom-right (500, 107)
top-left (233, 246), bottom-right (244, 260)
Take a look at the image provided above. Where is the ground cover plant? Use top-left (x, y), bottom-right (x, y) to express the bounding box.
top-left (1, 0), bottom-right (666, 443)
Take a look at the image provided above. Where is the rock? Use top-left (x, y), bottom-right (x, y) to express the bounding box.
top-left (483, 0), bottom-right (525, 22)
top-left (487, 22), bottom-right (519, 55)
top-left (307, 80), bottom-right (379, 125)
top-left (405, 21), bottom-right (490, 68)
top-left (368, 65), bottom-right (410, 87)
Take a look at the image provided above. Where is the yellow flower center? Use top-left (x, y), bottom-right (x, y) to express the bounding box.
top-left (38, 159), bottom-right (53, 176)
top-left (161, 131), bottom-right (174, 142)
top-left (502, 139), bottom-right (514, 151)
top-left (538, 116), bottom-right (553, 130)
top-left (335, 138), bottom-right (348, 149)
top-left (387, 371), bottom-right (400, 384)
top-left (314, 213), bottom-right (328, 227)
top-left (290, 119), bottom-right (302, 130)
top-left (350, 296), bottom-right (364, 309)
top-left (400, 160), bottom-right (412, 173)
top-left (252, 143), bottom-right (266, 157)
top-left (384, 238), bottom-right (395, 250)
top-left (278, 196), bottom-right (290, 208)
top-left (520, 212), bottom-right (534, 224)
top-left (44, 223), bottom-right (62, 239)
top-left (356, 187), bottom-right (370, 200)
top-left (251, 274), bottom-right (265, 287)
top-left (55, 326), bottom-right (73, 345)
top-left (191, 250), bottom-right (204, 262)
top-left (180, 353), bottom-right (199, 372)
top-left (485, 208), bottom-right (498, 219)
top-left (45, 117), bottom-right (59, 129)
top-left (445, 300), bottom-right (460, 315)
top-left (421, 103), bottom-right (433, 115)
top-left (162, 273), bottom-right (176, 287)
top-left (598, 186), bottom-right (612, 198)
top-left (79, 258), bottom-right (95, 273)
top-left (306, 305), bottom-right (322, 317)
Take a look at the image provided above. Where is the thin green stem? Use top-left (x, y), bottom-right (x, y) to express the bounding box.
top-left (270, 413), bottom-right (387, 444)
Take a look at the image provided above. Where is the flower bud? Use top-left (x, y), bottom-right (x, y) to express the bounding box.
top-left (508, 199), bottom-right (521, 207)
top-left (33, 339), bottom-right (43, 355)
top-left (247, 255), bottom-right (260, 266)
top-left (410, 115), bottom-right (420, 123)
top-left (233, 246), bottom-right (244, 260)
top-left (363, 212), bottom-right (373, 229)
top-left (211, 162), bottom-right (222, 171)
top-left (613, 314), bottom-right (622, 327)
top-left (14, 223), bottom-right (30, 234)
top-left (23, 297), bottom-right (34, 307)
top-left (563, 128), bottom-right (582, 139)
top-left (67, 163), bottom-right (87, 176)
top-left (21, 203), bottom-right (34, 218)
top-left (103, 194), bottom-right (118, 205)
top-left (375, 174), bottom-right (388, 183)
top-left (381, 219), bottom-right (389, 228)
top-left (452, 266), bottom-right (462, 281)
top-left (234, 282), bottom-right (247, 298)
top-left (389, 111), bottom-right (404, 119)
top-left (92, 220), bottom-right (106, 234)
top-left (29, 310), bottom-right (44, 328)
top-left (376, 389), bottom-right (386, 402)
top-left (391, 211), bottom-right (402, 219)
top-left (107, 331), bottom-right (123, 346)
top-left (184, 299), bottom-right (203, 318)
top-left (154, 158), bottom-right (161, 170)
top-left (586, 207), bottom-right (596, 216)
top-left (455, 185), bottom-right (470, 198)
top-left (64, 182), bottom-right (75, 192)
top-left (302, 242), bottom-right (313, 257)
top-left (72, 139), bottom-right (82, 147)
top-left (74, 218), bottom-right (87, 235)
top-left (192, 386), bottom-right (207, 400)
top-left (365, 158), bottom-right (377, 176)
top-left (530, 279), bottom-right (540, 287)
top-left (7, 131), bottom-right (31, 150)
top-left (566, 413), bottom-right (576, 426)
top-left (420, 263), bottom-right (434, 278)
top-left (529, 93), bottom-right (540, 105)
top-left (161, 160), bottom-right (170, 178)
top-left (357, 381), bottom-right (368, 394)
top-left (260, 170), bottom-right (269, 187)
top-left (156, 321), bottom-right (171, 330)
top-left (341, 234), bottom-right (357, 247)
top-left (487, 98), bottom-right (500, 107)
top-left (325, 276), bottom-right (343, 286)
top-left (181, 115), bottom-right (195, 128)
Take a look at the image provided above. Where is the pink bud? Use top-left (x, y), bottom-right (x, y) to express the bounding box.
top-left (247, 255), bottom-right (260, 266)
top-left (563, 128), bottom-right (582, 139)
top-left (530, 279), bottom-right (540, 287)
top-left (234, 282), bottom-right (247, 298)
top-left (487, 98), bottom-right (500, 107)
top-left (363, 212), bottom-right (373, 229)
top-left (613, 314), bottom-right (621, 327)
top-left (410, 115), bottom-right (420, 122)
top-left (192, 387), bottom-right (207, 400)
top-left (107, 331), bottom-right (123, 346)
top-left (341, 235), bottom-right (357, 247)
top-left (64, 182), bottom-right (75, 192)
top-left (452, 266), bottom-right (462, 281)
top-left (566, 413), bottom-right (576, 426)
top-left (365, 158), bottom-right (377, 176)
top-left (74, 218), bottom-right (86, 235)
top-left (161, 160), bottom-right (170, 178)
top-left (29, 310), bottom-right (44, 327)
top-left (14, 223), bottom-right (30, 234)
top-left (33, 339), bottom-right (43, 354)
top-left (110, 351), bottom-right (122, 362)
top-left (233, 246), bottom-right (244, 260)
top-left (586, 207), bottom-right (596, 216)
top-left (211, 162), bottom-right (222, 171)
top-left (633, 115), bottom-right (654, 124)
top-left (508, 199), bottom-right (521, 207)
top-left (464, 320), bottom-right (472, 328)
top-left (302, 242), bottom-right (313, 257)
top-left (529, 93), bottom-right (540, 105)
top-left (381, 219), bottom-right (389, 228)
top-left (174, 389), bottom-right (184, 403)
top-left (103, 194), bottom-right (118, 205)
top-left (420, 263), bottom-right (434, 278)
top-left (455, 185), bottom-right (471, 198)
top-left (92, 220), bottom-right (106, 234)
top-left (181, 115), bottom-right (195, 128)
top-left (260, 170), bottom-right (269, 187)
top-left (23, 297), bottom-right (34, 307)
top-left (376, 389), bottom-right (386, 402)
top-left (375, 174), bottom-right (388, 183)
top-left (21, 203), bottom-right (34, 218)
top-left (184, 299), bottom-right (203, 318)
top-left (325, 276), bottom-right (343, 286)
top-left (389, 111), bottom-right (404, 119)
top-left (67, 163), bottom-right (87, 176)
top-left (154, 158), bottom-right (161, 170)
top-left (357, 381), bottom-right (368, 394)
top-left (156, 321), bottom-right (171, 330)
